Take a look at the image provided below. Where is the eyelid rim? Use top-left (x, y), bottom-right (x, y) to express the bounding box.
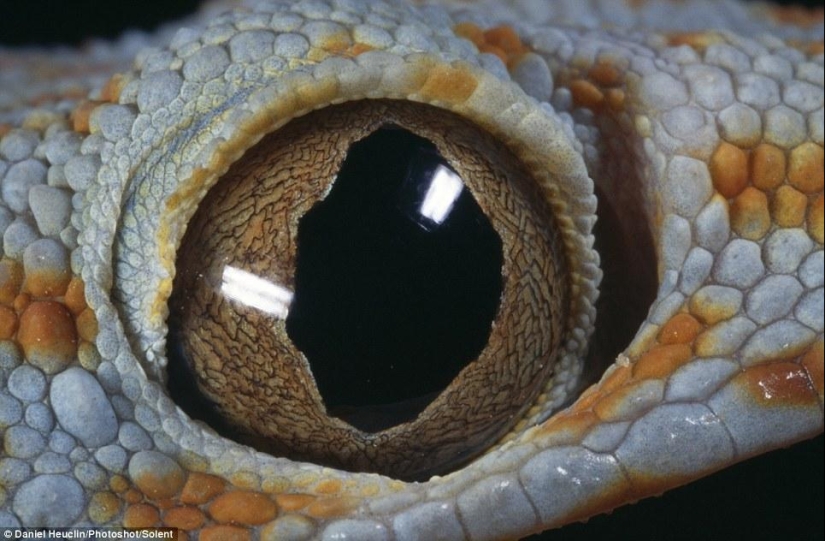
top-left (81, 49), bottom-right (600, 488)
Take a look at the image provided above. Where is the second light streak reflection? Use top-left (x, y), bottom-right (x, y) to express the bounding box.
top-left (221, 265), bottom-right (293, 318)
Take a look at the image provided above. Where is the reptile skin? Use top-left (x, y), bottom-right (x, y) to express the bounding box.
top-left (0, 1), bottom-right (823, 539)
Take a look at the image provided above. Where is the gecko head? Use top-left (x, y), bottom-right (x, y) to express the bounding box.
top-left (1, 0), bottom-right (821, 536)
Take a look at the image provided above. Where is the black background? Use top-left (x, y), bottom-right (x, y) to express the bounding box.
top-left (1, 1), bottom-right (822, 540)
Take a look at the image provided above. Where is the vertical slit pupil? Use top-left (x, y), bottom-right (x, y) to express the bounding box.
top-left (285, 127), bottom-right (504, 432)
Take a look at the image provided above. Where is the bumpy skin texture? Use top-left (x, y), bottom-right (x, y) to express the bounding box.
top-left (0, 0), bottom-right (823, 539)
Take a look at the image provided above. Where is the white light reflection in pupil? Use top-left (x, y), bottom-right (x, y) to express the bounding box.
top-left (221, 266), bottom-right (293, 318)
top-left (418, 165), bottom-right (464, 224)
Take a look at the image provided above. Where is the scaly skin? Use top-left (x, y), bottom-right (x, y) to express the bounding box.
top-left (0, 1), bottom-right (822, 539)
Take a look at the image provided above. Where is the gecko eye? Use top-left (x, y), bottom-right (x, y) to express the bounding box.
top-left (165, 100), bottom-right (571, 480)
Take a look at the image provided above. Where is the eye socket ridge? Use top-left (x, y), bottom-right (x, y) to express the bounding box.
top-left (106, 56), bottom-right (600, 482)
top-left (166, 100), bottom-right (586, 480)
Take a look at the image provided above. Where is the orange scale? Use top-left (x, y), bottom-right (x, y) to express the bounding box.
top-left (260, 477), bottom-right (291, 495)
top-left (694, 330), bottom-right (723, 358)
top-left (605, 88), bottom-right (626, 111)
top-left (771, 185), bottom-right (809, 227)
top-left (163, 506), bottom-right (206, 530)
top-left (350, 481), bottom-right (381, 498)
top-left (70, 100), bottom-right (100, 134)
top-left (596, 362), bottom-right (634, 395)
top-left (274, 493), bottom-right (316, 512)
top-left (568, 364), bottom-right (633, 414)
top-left (588, 61), bottom-right (623, 87)
top-left (132, 466), bottom-right (185, 502)
top-left (207, 491), bottom-right (277, 526)
top-left (710, 142), bottom-right (748, 199)
top-left (305, 496), bottom-right (359, 519)
top-left (568, 387), bottom-right (605, 414)
top-left (123, 503), bottom-right (160, 528)
top-left (314, 32), bottom-right (353, 58)
top-left (17, 300), bottom-right (77, 374)
top-left (123, 489), bottom-right (144, 505)
top-left (88, 492), bottom-right (121, 524)
top-left (418, 64), bottom-right (479, 105)
top-left (688, 294), bottom-right (738, 326)
top-left (482, 25), bottom-right (527, 56)
top-left (228, 471), bottom-right (260, 490)
top-left (109, 475), bottom-right (130, 494)
top-left (665, 31), bottom-right (725, 51)
top-left (632, 344), bottom-right (694, 380)
top-left (750, 143), bottom-right (786, 191)
top-left (292, 77), bottom-right (340, 112)
top-left (350, 43), bottom-right (374, 57)
top-left (657, 313), bottom-right (702, 345)
top-left (730, 186), bottom-right (771, 240)
top-left (569, 79), bottom-right (605, 109)
top-left (533, 410), bottom-right (599, 445)
top-left (76, 308), bottom-right (98, 342)
top-left (788, 142), bottom-right (824, 194)
top-left (24, 266), bottom-right (71, 298)
top-left (100, 73), bottom-right (126, 103)
top-left (13, 293), bottom-right (31, 313)
top-left (738, 362), bottom-right (820, 408)
top-left (453, 22), bottom-right (485, 47)
top-left (564, 364), bottom-right (632, 416)
top-left (63, 277), bottom-right (88, 315)
top-left (180, 472), bottom-right (226, 506)
top-left (314, 479), bottom-right (343, 495)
